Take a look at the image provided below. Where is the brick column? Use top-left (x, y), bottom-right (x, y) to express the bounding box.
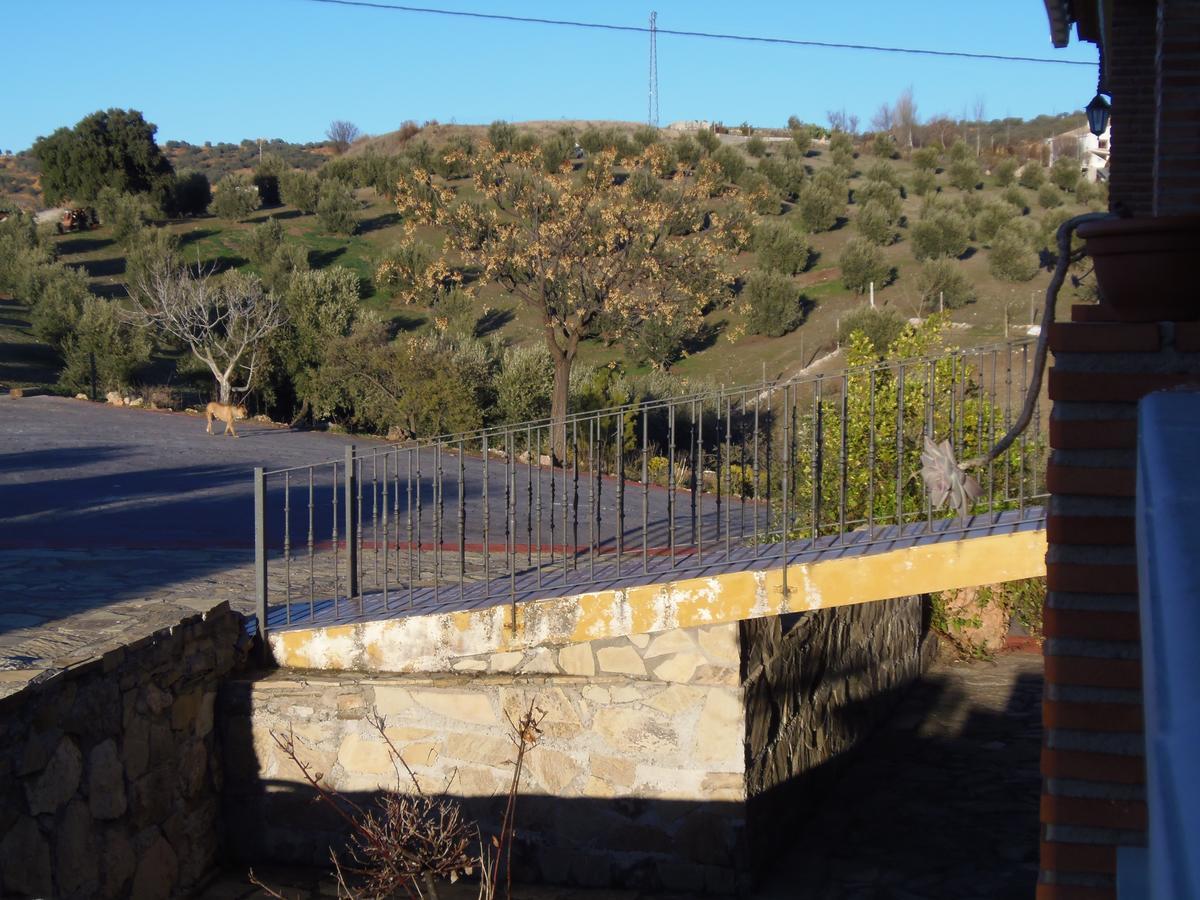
top-left (1153, 0), bottom-right (1200, 214)
top-left (1039, 314), bottom-right (1200, 899)
top-left (1107, 0), bottom-right (1158, 217)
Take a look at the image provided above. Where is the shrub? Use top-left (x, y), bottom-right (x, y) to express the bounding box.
top-left (253, 154), bottom-right (285, 206)
top-left (632, 125), bottom-right (660, 148)
top-left (488, 120), bottom-right (517, 151)
top-left (436, 136), bottom-right (474, 179)
top-left (281, 170), bottom-right (320, 214)
top-left (830, 144), bottom-right (856, 176)
top-left (739, 171), bottom-right (781, 214)
top-left (712, 145), bottom-right (747, 183)
top-left (911, 146), bottom-right (940, 172)
top-left (796, 181), bottom-right (844, 233)
top-left (495, 345), bottom-right (553, 422)
top-left (989, 224), bottom-right (1039, 281)
top-left (910, 209), bottom-right (970, 260)
top-left (947, 139), bottom-right (972, 162)
top-left (170, 170), bottom-right (211, 216)
top-left (1074, 177), bottom-right (1097, 204)
top-left (745, 136), bottom-right (767, 158)
top-left (947, 158), bottom-right (982, 191)
top-left (790, 127), bottom-right (812, 156)
top-left (540, 131), bottom-right (575, 173)
top-left (872, 133), bottom-right (898, 159)
top-left (59, 297), bottom-right (151, 394)
top-left (674, 135), bottom-right (701, 167)
top-left (910, 169), bottom-right (937, 197)
top-left (1038, 207), bottom-right (1083, 257)
top-left (1018, 163), bottom-right (1045, 189)
top-left (30, 264), bottom-right (90, 348)
top-left (1002, 185), bottom-right (1028, 211)
top-left (993, 158), bottom-right (1018, 187)
top-left (1037, 183), bottom-right (1064, 209)
top-left (125, 225), bottom-right (181, 292)
top-left (316, 180), bottom-right (358, 235)
top-left (1050, 156), bottom-right (1081, 191)
top-left (245, 216), bottom-right (286, 268)
top-left (855, 179), bottom-right (902, 219)
top-left (855, 201), bottom-right (898, 245)
top-left (695, 128), bottom-right (720, 155)
top-left (974, 201), bottom-right (1017, 245)
top-left (915, 258), bottom-right (975, 310)
top-left (837, 307), bottom-right (905, 354)
top-left (95, 187), bottom-right (151, 243)
top-left (626, 314), bottom-right (700, 370)
top-left (839, 237), bottom-right (889, 294)
top-left (752, 219), bottom-right (811, 274)
top-left (212, 173), bottom-right (259, 221)
top-left (374, 238), bottom-right (437, 304)
top-left (757, 157), bottom-right (805, 199)
top-left (744, 270), bottom-right (806, 336)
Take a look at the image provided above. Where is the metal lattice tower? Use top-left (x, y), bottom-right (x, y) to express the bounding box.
top-left (648, 11), bottom-right (659, 127)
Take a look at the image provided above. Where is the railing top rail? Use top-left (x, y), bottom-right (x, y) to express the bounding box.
top-left (261, 336), bottom-right (1037, 476)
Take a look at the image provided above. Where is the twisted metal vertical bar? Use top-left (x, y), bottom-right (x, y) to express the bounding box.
top-left (283, 470), bottom-right (291, 624)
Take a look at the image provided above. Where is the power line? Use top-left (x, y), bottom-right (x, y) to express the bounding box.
top-left (300, 0), bottom-right (1095, 67)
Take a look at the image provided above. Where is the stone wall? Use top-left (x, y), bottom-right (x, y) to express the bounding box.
top-left (221, 623), bottom-right (748, 893)
top-left (0, 602), bottom-right (251, 899)
top-left (741, 596), bottom-right (933, 874)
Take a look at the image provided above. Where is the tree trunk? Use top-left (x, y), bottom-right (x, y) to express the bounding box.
top-left (549, 347), bottom-right (573, 465)
top-left (217, 378), bottom-right (232, 405)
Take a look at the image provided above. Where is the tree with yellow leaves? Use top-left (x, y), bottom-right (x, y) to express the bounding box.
top-left (393, 144), bottom-right (739, 461)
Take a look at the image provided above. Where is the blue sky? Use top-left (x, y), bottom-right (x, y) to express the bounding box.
top-left (1, 1), bottom-right (1097, 151)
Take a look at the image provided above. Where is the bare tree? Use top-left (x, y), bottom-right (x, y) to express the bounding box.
top-left (326, 120), bottom-right (361, 155)
top-left (973, 96), bottom-right (987, 157)
top-left (847, 112), bottom-right (860, 135)
top-left (870, 102), bottom-right (894, 134)
top-left (827, 108), bottom-right (849, 133)
top-left (894, 87), bottom-right (918, 150)
top-left (129, 265), bottom-right (284, 404)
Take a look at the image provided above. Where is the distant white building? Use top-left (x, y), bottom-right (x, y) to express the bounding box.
top-left (1046, 122), bottom-right (1111, 182)
top-left (665, 120), bottom-right (711, 132)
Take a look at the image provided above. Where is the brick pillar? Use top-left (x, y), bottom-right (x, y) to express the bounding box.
top-left (1107, 0), bottom-right (1158, 216)
top-left (1039, 314), bottom-right (1200, 899)
top-left (1153, 0), bottom-right (1200, 215)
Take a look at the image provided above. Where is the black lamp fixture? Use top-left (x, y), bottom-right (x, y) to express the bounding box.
top-left (1086, 93), bottom-right (1111, 135)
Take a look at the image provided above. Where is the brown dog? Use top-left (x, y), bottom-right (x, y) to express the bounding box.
top-left (205, 402), bottom-right (248, 437)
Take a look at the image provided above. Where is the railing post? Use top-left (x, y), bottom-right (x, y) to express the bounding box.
top-left (345, 444), bottom-right (358, 601)
top-left (254, 466), bottom-right (270, 660)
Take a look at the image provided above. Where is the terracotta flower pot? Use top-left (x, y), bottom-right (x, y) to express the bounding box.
top-left (1076, 215), bottom-right (1200, 322)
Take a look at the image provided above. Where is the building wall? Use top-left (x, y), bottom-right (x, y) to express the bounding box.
top-left (1107, 0), bottom-right (1157, 216)
top-left (0, 603), bottom-right (251, 899)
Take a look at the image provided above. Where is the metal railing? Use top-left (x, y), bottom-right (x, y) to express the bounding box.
top-left (253, 339), bottom-right (1047, 638)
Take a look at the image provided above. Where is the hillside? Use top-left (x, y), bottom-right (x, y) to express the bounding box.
top-left (2, 116), bottom-right (1103, 433)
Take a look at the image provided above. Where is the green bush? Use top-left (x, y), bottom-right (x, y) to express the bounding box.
top-left (253, 154), bottom-right (285, 206)
top-left (910, 209), bottom-right (970, 260)
top-left (872, 133), bottom-right (898, 159)
top-left (316, 180), bottom-right (358, 235)
top-left (839, 237), bottom-right (889, 294)
top-left (169, 170), bottom-right (211, 216)
top-left (632, 125), bottom-right (660, 148)
top-left (712, 145), bottom-right (747, 183)
top-left (993, 158), bottom-right (1018, 187)
top-left (911, 146), bottom-right (940, 172)
top-left (1038, 208), bottom-right (1084, 257)
top-left (837, 307), bottom-right (905, 355)
top-left (541, 131), bottom-right (575, 173)
top-left (696, 129), bottom-right (720, 155)
top-left (739, 171), bottom-right (781, 214)
top-left (1002, 185), bottom-right (1028, 211)
top-left (95, 187), bottom-right (151, 244)
top-left (974, 202), bottom-right (1017, 246)
top-left (910, 169), bottom-right (937, 197)
top-left (125, 226), bottom-right (181, 292)
top-left (855, 201), bottom-right (898, 245)
top-left (744, 270), bottom-right (806, 336)
top-left (59, 297), bottom-right (151, 395)
top-left (855, 179), bottom-right (902, 219)
top-left (244, 217), bottom-right (286, 268)
top-left (745, 136), bottom-right (768, 158)
top-left (1037, 183), bottom-right (1064, 209)
top-left (865, 162), bottom-right (900, 186)
top-left (1050, 156), bottom-right (1081, 191)
top-left (30, 264), bottom-right (90, 349)
top-left (988, 224), bottom-right (1039, 281)
top-left (626, 314), bottom-right (699, 370)
top-left (915, 258), bottom-right (975, 310)
top-left (212, 173), bottom-right (259, 221)
top-left (1018, 163), bottom-right (1045, 189)
top-left (947, 139), bottom-right (972, 162)
top-left (674, 135), bottom-right (701, 167)
top-left (757, 157), bottom-right (805, 199)
top-left (790, 127), bottom-right (812, 156)
top-left (1074, 177), bottom-right (1097, 204)
top-left (281, 170), bottom-right (320, 214)
top-left (752, 219), bottom-right (811, 274)
top-left (795, 183), bottom-right (841, 233)
top-left (488, 120), bottom-right (517, 152)
top-left (947, 158), bottom-right (982, 191)
top-left (495, 345), bottom-right (553, 422)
